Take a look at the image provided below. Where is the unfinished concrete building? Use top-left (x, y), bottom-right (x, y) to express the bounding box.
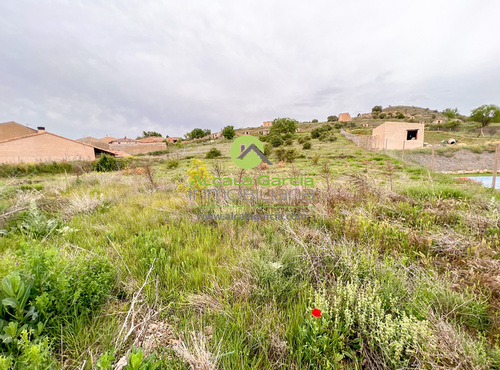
top-left (372, 122), bottom-right (424, 150)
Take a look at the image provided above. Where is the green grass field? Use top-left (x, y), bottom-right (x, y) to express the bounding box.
top-left (0, 131), bottom-right (499, 369)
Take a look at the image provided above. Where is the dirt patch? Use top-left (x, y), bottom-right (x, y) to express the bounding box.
top-left (405, 149), bottom-right (495, 172)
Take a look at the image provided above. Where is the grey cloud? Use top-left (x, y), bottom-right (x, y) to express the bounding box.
top-left (0, 0), bottom-right (499, 139)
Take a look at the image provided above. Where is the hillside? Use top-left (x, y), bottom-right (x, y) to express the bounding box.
top-left (0, 127), bottom-right (499, 368)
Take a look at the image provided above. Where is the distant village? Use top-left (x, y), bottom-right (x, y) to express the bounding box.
top-left (0, 109), bottom-right (432, 164)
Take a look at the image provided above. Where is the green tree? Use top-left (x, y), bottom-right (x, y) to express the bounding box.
top-left (470, 104), bottom-right (500, 136)
top-left (270, 118), bottom-right (298, 135)
top-left (221, 125), bottom-right (236, 140)
top-left (470, 104), bottom-right (500, 127)
top-left (312, 119), bottom-right (318, 123)
top-left (327, 115), bottom-right (338, 122)
top-left (443, 108), bottom-right (459, 119)
top-left (185, 128), bottom-right (211, 140)
top-left (372, 105), bottom-right (383, 113)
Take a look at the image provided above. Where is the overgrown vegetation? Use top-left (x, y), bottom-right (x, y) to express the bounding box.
top-left (0, 131), bottom-right (499, 368)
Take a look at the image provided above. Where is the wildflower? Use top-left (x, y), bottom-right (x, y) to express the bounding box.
top-left (311, 308), bottom-right (321, 317)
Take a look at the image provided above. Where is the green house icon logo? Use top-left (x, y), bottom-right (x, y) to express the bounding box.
top-left (230, 135), bottom-right (272, 169)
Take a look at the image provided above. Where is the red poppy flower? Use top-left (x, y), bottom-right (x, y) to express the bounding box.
top-left (311, 308), bottom-right (321, 317)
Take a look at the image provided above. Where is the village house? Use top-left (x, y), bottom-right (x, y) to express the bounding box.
top-left (165, 137), bottom-right (180, 144)
top-left (357, 113), bottom-right (373, 119)
top-left (100, 136), bottom-right (117, 143)
top-left (372, 122), bottom-right (425, 150)
top-left (211, 132), bottom-right (222, 139)
top-left (138, 136), bottom-right (165, 143)
top-left (77, 136), bottom-right (110, 150)
top-left (262, 121), bottom-right (273, 127)
top-left (258, 129), bottom-right (270, 135)
top-left (0, 122), bottom-right (117, 163)
top-left (432, 119), bottom-right (446, 124)
top-left (338, 113), bottom-right (352, 122)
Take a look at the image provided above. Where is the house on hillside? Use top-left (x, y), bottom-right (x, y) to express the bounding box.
top-left (338, 113), bottom-right (352, 122)
top-left (211, 132), bottom-right (222, 139)
top-left (165, 137), bottom-right (180, 144)
top-left (357, 113), bottom-right (373, 119)
top-left (258, 129), bottom-right (270, 135)
top-left (100, 136), bottom-right (117, 143)
top-left (138, 136), bottom-right (165, 143)
top-left (372, 122), bottom-right (425, 150)
top-left (0, 123), bottom-right (117, 163)
top-left (432, 119), bottom-right (446, 124)
top-left (263, 121), bottom-right (273, 127)
top-left (78, 136), bottom-right (110, 150)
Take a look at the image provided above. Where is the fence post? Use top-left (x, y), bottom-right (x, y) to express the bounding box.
top-left (431, 145), bottom-right (435, 171)
top-left (492, 143), bottom-right (500, 190)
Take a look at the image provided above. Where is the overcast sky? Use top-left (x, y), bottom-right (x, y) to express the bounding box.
top-left (1, 1), bottom-right (499, 139)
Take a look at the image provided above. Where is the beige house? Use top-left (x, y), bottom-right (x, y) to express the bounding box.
top-left (263, 121), bottom-right (273, 127)
top-left (138, 136), bottom-right (165, 143)
top-left (100, 136), bottom-right (117, 143)
top-left (432, 119), bottom-right (446, 124)
top-left (166, 137), bottom-right (180, 144)
top-left (0, 124), bottom-right (116, 164)
top-left (338, 113), bottom-right (352, 122)
top-left (78, 136), bottom-right (110, 150)
top-left (0, 121), bottom-right (38, 140)
top-left (372, 122), bottom-right (424, 150)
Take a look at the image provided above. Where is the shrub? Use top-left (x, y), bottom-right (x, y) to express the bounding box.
top-left (166, 159), bottom-right (179, 169)
top-left (296, 284), bottom-right (432, 368)
top-left (275, 148), bottom-right (297, 163)
top-left (0, 246), bottom-right (117, 367)
top-left (205, 148), bottom-right (222, 159)
top-left (93, 154), bottom-right (118, 172)
top-left (12, 203), bottom-right (61, 239)
top-left (311, 124), bottom-right (333, 139)
top-left (397, 112), bottom-right (405, 119)
top-left (269, 136), bottom-right (284, 147)
top-left (327, 115), bottom-right (338, 122)
top-left (303, 142), bottom-right (312, 150)
top-left (312, 119), bottom-right (318, 123)
top-left (443, 120), bottom-right (461, 131)
top-left (178, 159), bottom-right (212, 193)
top-left (285, 139), bottom-right (293, 146)
top-left (319, 131), bottom-right (337, 142)
top-left (263, 143), bottom-right (273, 157)
top-left (0, 162), bottom-right (75, 177)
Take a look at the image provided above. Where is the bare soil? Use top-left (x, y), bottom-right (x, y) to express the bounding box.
top-left (405, 149), bottom-right (496, 172)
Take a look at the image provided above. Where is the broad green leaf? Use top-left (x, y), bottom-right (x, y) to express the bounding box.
top-left (1, 298), bottom-right (18, 310)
